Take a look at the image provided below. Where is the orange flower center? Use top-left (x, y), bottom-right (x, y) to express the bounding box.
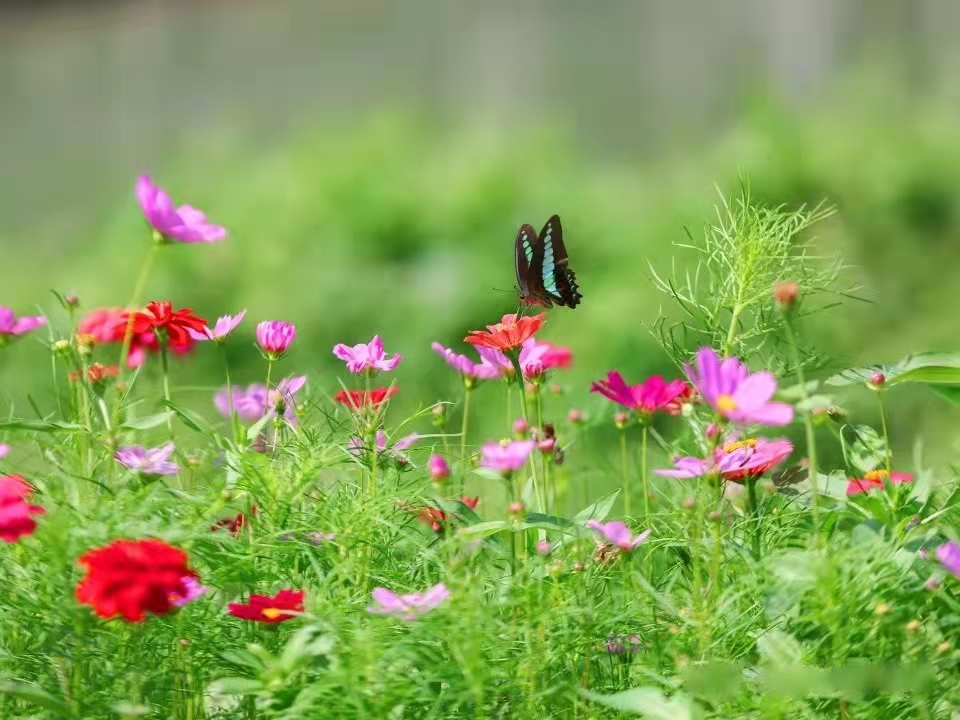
top-left (262, 608), bottom-right (283, 619)
top-left (716, 395), bottom-right (737, 413)
top-left (723, 438), bottom-right (758, 453)
top-left (863, 470), bottom-right (889, 482)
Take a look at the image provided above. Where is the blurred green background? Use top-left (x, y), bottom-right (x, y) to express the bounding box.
top-left (2, 0), bottom-right (960, 464)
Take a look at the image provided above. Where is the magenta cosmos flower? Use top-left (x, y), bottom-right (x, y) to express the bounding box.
top-left (0, 307), bottom-right (46, 344)
top-left (657, 437), bottom-right (793, 483)
top-left (591, 371), bottom-right (691, 416)
top-left (480, 440), bottom-right (536, 474)
top-left (188, 310), bottom-right (246, 342)
top-left (135, 175), bottom-right (227, 243)
top-left (586, 520), bottom-right (650, 551)
top-left (431, 343), bottom-right (501, 382)
top-left (367, 582), bottom-right (450, 621)
top-left (428, 454), bottom-right (450, 481)
top-left (333, 335), bottom-right (402, 375)
top-left (169, 576), bottom-right (208, 608)
top-left (114, 443), bottom-right (178, 476)
top-left (256, 321), bottom-right (296, 359)
top-left (476, 338), bottom-right (566, 380)
top-left (936, 541), bottom-right (960, 578)
top-left (684, 347), bottom-right (793, 426)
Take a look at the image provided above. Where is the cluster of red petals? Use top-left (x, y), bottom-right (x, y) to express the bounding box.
top-left (78, 306), bottom-right (197, 368)
top-left (68, 363), bottom-right (120, 383)
top-left (847, 470), bottom-right (913, 496)
top-left (404, 497), bottom-right (479, 532)
top-left (465, 313), bottom-right (545, 352)
top-left (228, 589), bottom-right (304, 623)
top-left (128, 301), bottom-right (208, 349)
top-left (334, 386), bottom-right (398, 410)
top-left (0, 475), bottom-right (45, 542)
top-left (75, 539), bottom-right (198, 622)
top-left (211, 505), bottom-right (257, 535)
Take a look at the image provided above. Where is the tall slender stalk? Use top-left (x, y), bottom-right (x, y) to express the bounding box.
top-left (118, 242), bottom-right (160, 375)
top-left (641, 423), bottom-right (650, 523)
top-left (218, 343), bottom-right (240, 445)
top-left (159, 340), bottom-right (174, 440)
top-left (783, 317), bottom-right (820, 540)
top-left (619, 429), bottom-right (630, 518)
top-left (459, 384), bottom-right (473, 496)
top-left (877, 389), bottom-right (893, 476)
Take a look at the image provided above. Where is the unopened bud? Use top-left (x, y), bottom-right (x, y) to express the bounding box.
top-left (568, 408), bottom-right (583, 424)
top-left (508, 501), bottom-right (525, 517)
top-left (705, 423), bottom-right (720, 440)
top-left (186, 456), bottom-right (200, 468)
top-left (869, 372), bottom-right (886, 388)
top-left (906, 619), bottom-right (921, 633)
top-left (614, 412), bottom-right (629, 430)
top-left (538, 438), bottom-right (556, 454)
top-left (937, 641), bottom-right (952, 654)
top-left (773, 281), bottom-right (799, 310)
top-left (875, 602), bottom-right (890, 616)
top-left (428, 454), bottom-right (449, 482)
top-left (512, 418), bottom-right (529, 437)
top-left (52, 339), bottom-right (71, 357)
top-left (536, 540), bottom-right (551, 556)
top-left (572, 561), bottom-right (585, 573)
top-left (683, 497), bottom-right (696, 511)
top-left (550, 383), bottom-right (563, 395)
top-left (925, 577), bottom-right (941, 591)
top-left (708, 511), bottom-right (722, 523)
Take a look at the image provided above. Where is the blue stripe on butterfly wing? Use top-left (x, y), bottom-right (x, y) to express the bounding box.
top-left (523, 238), bottom-right (535, 263)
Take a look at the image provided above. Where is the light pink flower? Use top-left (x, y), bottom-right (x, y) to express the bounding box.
top-left (480, 440), bottom-right (536, 474)
top-left (348, 431), bottom-right (418, 458)
top-left (367, 582), bottom-right (450, 620)
top-left (333, 335), bottom-right (402, 375)
top-left (431, 343), bottom-right (501, 381)
top-left (591, 371), bottom-right (691, 415)
top-left (477, 338), bottom-right (557, 379)
top-left (936, 541), bottom-right (960, 578)
top-left (428, 455), bottom-right (450, 481)
top-left (586, 520), bottom-right (650, 551)
top-left (684, 347), bottom-right (793, 426)
top-left (114, 443), bottom-right (178, 476)
top-left (169, 576), bottom-right (208, 608)
top-left (256, 321), bottom-right (296, 359)
top-left (0, 307), bottom-right (46, 342)
top-left (188, 310), bottom-right (246, 342)
top-left (0, 444), bottom-right (7, 460)
top-left (135, 175), bottom-right (226, 243)
top-left (657, 437), bottom-right (793, 482)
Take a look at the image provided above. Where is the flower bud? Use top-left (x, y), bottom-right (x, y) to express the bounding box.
top-left (508, 501), bottom-right (525, 517)
top-left (705, 423), bottom-right (720, 440)
top-left (567, 408), bottom-right (583, 424)
top-left (186, 455), bottom-right (200, 468)
top-left (512, 418), bottom-right (529, 437)
top-left (538, 438), bottom-right (556, 455)
top-left (682, 497), bottom-right (696, 511)
top-left (614, 412), bottom-right (629, 430)
top-left (874, 602), bottom-right (890, 616)
top-left (869, 372), bottom-right (886, 388)
top-left (773, 281), bottom-right (799, 310)
top-left (708, 510), bottom-right (722, 523)
top-left (52, 339), bottom-right (71, 357)
top-left (64, 293), bottom-right (80, 308)
top-left (937, 641), bottom-right (952, 654)
top-left (925, 576), bottom-right (941, 591)
top-left (549, 383), bottom-right (563, 396)
top-left (572, 561), bottom-right (585, 573)
top-left (906, 619), bottom-right (921, 633)
top-left (428, 454), bottom-right (450, 483)
top-left (536, 540), bottom-right (551, 556)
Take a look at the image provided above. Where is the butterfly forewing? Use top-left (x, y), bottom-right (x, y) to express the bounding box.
top-left (516, 223), bottom-right (552, 307)
top-left (538, 215), bottom-right (582, 308)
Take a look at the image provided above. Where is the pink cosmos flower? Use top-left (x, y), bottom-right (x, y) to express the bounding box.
top-left (477, 338), bottom-right (560, 379)
top-left (169, 576), bottom-right (208, 608)
top-left (256, 321), bottom-right (296, 359)
top-left (657, 437), bottom-right (793, 483)
top-left (428, 454), bottom-right (450, 481)
top-left (431, 343), bottom-right (501, 381)
top-left (0, 475), bottom-right (45, 542)
top-left (348, 431), bottom-right (418, 459)
top-left (215, 384), bottom-right (269, 422)
top-left (540, 343), bottom-right (573, 370)
top-left (367, 582), bottom-right (450, 621)
top-left (480, 440), bottom-right (536, 474)
top-left (936, 541), bottom-right (960, 578)
top-left (684, 347), bottom-right (793, 426)
top-left (188, 310), bottom-right (246, 342)
top-left (591, 371), bottom-right (691, 415)
top-left (115, 443), bottom-right (179, 476)
top-left (135, 175), bottom-right (227, 243)
top-left (0, 444), bottom-right (7, 460)
top-left (333, 335), bottom-right (402, 375)
top-left (846, 470), bottom-right (914, 496)
top-left (586, 520), bottom-right (650, 551)
top-left (0, 307), bottom-right (46, 343)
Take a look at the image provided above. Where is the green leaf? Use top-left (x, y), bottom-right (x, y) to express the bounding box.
top-left (280, 626), bottom-right (335, 672)
top-left (458, 520), bottom-right (508, 538)
top-left (208, 677), bottom-right (264, 697)
top-left (573, 490), bottom-right (620, 524)
top-left (246, 413), bottom-right (273, 442)
top-left (120, 412), bottom-right (175, 430)
top-left (841, 425), bottom-right (884, 475)
top-left (0, 420), bottom-right (86, 433)
top-left (682, 661), bottom-right (743, 705)
top-left (929, 385), bottom-right (960, 408)
top-left (756, 629), bottom-right (805, 668)
top-left (220, 648), bottom-right (266, 672)
top-left (582, 687), bottom-right (695, 719)
top-left (160, 400), bottom-right (206, 433)
top-left (522, 512), bottom-right (574, 529)
top-left (0, 679), bottom-right (76, 716)
top-left (828, 353), bottom-right (960, 388)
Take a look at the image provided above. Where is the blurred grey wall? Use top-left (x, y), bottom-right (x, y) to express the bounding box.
top-left (1, 0), bottom-right (959, 233)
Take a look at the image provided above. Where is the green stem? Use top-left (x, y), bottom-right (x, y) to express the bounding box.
top-left (159, 340), bottom-right (174, 440)
top-left (459, 384), bottom-right (472, 496)
top-left (877, 390), bottom-right (893, 476)
top-left (219, 343), bottom-right (240, 445)
top-left (118, 241), bottom-right (160, 374)
top-left (533, 384), bottom-right (549, 514)
top-left (722, 303), bottom-right (744, 357)
top-left (508, 355), bottom-right (540, 512)
top-left (619, 429), bottom-right (630, 519)
top-left (641, 423), bottom-right (650, 524)
top-left (366, 371), bottom-right (377, 497)
top-left (746, 476), bottom-right (761, 560)
top-left (783, 317), bottom-right (820, 541)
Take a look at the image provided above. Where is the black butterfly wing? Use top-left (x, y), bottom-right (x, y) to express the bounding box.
top-left (516, 223), bottom-right (552, 307)
top-left (538, 215), bottom-right (582, 308)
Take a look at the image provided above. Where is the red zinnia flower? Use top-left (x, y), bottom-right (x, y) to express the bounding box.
top-left (211, 505), bottom-right (257, 535)
top-left (461, 496), bottom-right (480, 511)
top-left (127, 301), bottom-right (207, 350)
top-left (334, 386), bottom-right (398, 410)
top-left (847, 470), bottom-right (913, 496)
top-left (0, 475), bottom-right (45, 542)
top-left (69, 363), bottom-right (120, 383)
top-left (75, 539), bottom-right (198, 622)
top-left (465, 313), bottom-right (545, 352)
top-left (228, 589), bottom-right (304, 623)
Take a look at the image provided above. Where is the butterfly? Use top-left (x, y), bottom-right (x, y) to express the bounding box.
top-left (514, 215), bottom-right (582, 309)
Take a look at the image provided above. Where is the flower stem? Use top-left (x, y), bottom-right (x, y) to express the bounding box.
top-left (641, 423), bottom-right (650, 524)
top-left (877, 389), bottom-right (893, 476)
top-left (119, 241), bottom-right (159, 374)
top-left (159, 340), bottom-right (174, 440)
top-left (533, 383), bottom-right (549, 513)
top-left (619, 429), bottom-right (630, 518)
top-left (459, 384), bottom-right (472, 496)
top-left (219, 343), bottom-right (240, 445)
top-left (783, 316), bottom-right (820, 541)
top-left (508, 354), bottom-right (541, 512)
top-left (746, 476), bottom-right (761, 560)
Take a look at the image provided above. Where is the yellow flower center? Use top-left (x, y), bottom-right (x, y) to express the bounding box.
top-left (716, 394), bottom-right (737, 413)
top-left (723, 438), bottom-right (758, 453)
top-left (863, 470), bottom-right (889, 482)
top-left (262, 608), bottom-right (283, 620)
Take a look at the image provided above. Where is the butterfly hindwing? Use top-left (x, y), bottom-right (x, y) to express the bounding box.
top-left (537, 215), bottom-right (582, 308)
top-left (515, 223), bottom-right (551, 306)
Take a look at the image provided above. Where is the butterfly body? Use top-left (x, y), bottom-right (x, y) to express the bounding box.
top-left (514, 215), bottom-right (582, 309)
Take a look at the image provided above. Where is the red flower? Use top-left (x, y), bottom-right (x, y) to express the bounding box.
top-left (78, 308), bottom-right (159, 368)
top-left (847, 470), bottom-right (913, 496)
top-left (334, 386), bottom-right (398, 410)
top-left (228, 589), bottom-right (304, 623)
top-left (211, 505), bottom-right (257, 534)
top-left (461, 496), bottom-right (480, 511)
top-left (75, 539), bottom-right (198, 622)
top-left (69, 363), bottom-right (120, 383)
top-left (465, 313), bottom-right (545, 352)
top-left (127, 301), bottom-right (207, 350)
top-left (0, 475), bottom-right (45, 542)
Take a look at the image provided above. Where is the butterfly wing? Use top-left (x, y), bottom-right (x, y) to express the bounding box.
top-left (538, 215), bottom-right (582, 308)
top-left (516, 223), bottom-right (552, 307)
